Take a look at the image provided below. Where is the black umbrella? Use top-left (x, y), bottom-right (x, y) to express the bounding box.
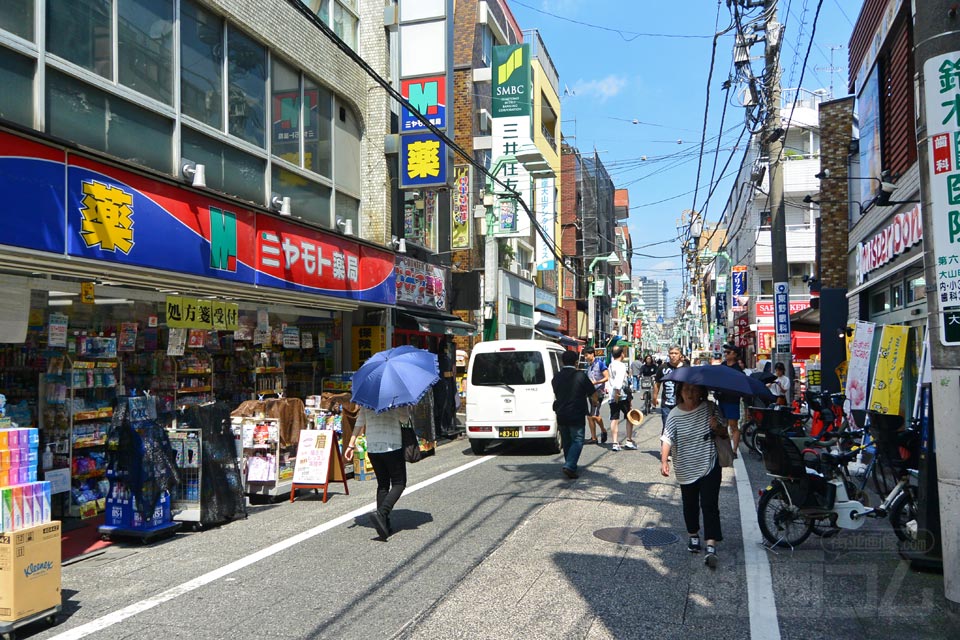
top-left (750, 370), bottom-right (777, 384)
top-left (663, 365), bottom-right (776, 402)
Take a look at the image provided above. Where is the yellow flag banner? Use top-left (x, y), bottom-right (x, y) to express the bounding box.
top-left (868, 324), bottom-right (910, 414)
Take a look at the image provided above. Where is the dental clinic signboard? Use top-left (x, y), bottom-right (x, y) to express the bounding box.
top-left (924, 50), bottom-right (960, 345)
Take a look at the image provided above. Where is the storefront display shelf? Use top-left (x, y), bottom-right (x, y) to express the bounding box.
top-left (168, 429), bottom-right (202, 526)
top-left (72, 439), bottom-right (107, 449)
top-left (73, 469), bottom-right (106, 481)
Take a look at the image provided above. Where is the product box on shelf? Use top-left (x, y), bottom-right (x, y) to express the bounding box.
top-left (105, 491), bottom-right (171, 531)
top-left (0, 521), bottom-right (62, 622)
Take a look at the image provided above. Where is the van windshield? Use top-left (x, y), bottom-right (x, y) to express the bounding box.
top-left (472, 351), bottom-right (546, 385)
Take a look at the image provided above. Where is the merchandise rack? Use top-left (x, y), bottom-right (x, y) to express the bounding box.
top-left (167, 428), bottom-right (202, 526)
top-left (232, 416), bottom-right (293, 499)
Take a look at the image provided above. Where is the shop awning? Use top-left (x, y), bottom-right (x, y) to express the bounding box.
top-left (535, 328), bottom-right (562, 339)
top-left (790, 305), bottom-right (820, 333)
top-left (397, 309), bottom-right (477, 336)
top-left (792, 331), bottom-right (821, 351)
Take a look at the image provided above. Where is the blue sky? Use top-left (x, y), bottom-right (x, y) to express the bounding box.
top-left (506, 0), bottom-right (862, 313)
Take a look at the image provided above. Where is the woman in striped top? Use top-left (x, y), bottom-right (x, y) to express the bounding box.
top-left (660, 383), bottom-right (725, 568)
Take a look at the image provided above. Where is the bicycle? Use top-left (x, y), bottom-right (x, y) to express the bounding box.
top-left (755, 410), bottom-right (920, 548)
top-left (639, 375), bottom-right (654, 415)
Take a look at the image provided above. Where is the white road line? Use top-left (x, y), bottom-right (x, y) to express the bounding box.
top-left (734, 455), bottom-right (781, 640)
top-left (48, 455), bottom-right (495, 640)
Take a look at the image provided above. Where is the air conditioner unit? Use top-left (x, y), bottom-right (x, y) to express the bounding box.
top-left (478, 109), bottom-right (491, 133)
top-left (520, 269), bottom-right (531, 279)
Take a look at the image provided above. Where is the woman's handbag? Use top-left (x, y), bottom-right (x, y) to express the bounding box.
top-left (401, 424), bottom-right (422, 463)
top-left (714, 433), bottom-right (734, 468)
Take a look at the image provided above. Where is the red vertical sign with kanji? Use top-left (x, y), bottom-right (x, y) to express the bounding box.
top-left (933, 132), bottom-right (953, 174)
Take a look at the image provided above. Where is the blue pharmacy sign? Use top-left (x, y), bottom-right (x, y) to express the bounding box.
top-left (400, 133), bottom-right (447, 188)
top-left (773, 282), bottom-right (791, 354)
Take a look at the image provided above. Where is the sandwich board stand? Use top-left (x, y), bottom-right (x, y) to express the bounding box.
top-left (290, 430), bottom-right (349, 503)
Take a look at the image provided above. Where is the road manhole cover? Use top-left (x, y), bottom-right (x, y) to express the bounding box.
top-left (593, 527), bottom-right (680, 547)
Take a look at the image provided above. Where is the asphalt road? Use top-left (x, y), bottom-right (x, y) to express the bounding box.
top-left (17, 414), bottom-right (956, 640)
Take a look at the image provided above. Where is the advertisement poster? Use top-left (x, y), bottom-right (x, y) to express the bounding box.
top-left (167, 327), bottom-right (186, 356)
top-left (118, 322), bottom-right (138, 352)
top-left (302, 332), bottom-right (314, 350)
top-left (451, 165), bottom-right (471, 249)
top-left (292, 430), bottom-right (335, 485)
top-left (48, 313), bottom-right (69, 348)
top-left (187, 329), bottom-right (206, 348)
top-left (868, 324), bottom-right (910, 414)
top-left (845, 321), bottom-right (876, 410)
top-left (282, 326), bottom-right (301, 349)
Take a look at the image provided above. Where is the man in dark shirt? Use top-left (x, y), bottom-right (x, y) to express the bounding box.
top-left (653, 345), bottom-right (685, 432)
top-left (552, 349), bottom-right (598, 479)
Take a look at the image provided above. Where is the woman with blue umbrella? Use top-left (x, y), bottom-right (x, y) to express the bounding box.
top-left (344, 345), bottom-right (439, 540)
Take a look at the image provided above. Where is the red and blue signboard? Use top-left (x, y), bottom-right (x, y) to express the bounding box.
top-left (401, 76), bottom-right (447, 132)
top-left (0, 130), bottom-right (395, 305)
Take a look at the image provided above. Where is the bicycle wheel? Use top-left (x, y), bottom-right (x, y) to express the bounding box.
top-left (888, 488), bottom-right (918, 543)
top-left (757, 484), bottom-right (814, 548)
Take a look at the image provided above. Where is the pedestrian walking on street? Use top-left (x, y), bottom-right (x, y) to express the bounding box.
top-left (551, 349), bottom-right (598, 479)
top-left (345, 405), bottom-right (412, 540)
top-left (606, 346), bottom-right (636, 451)
top-left (629, 355), bottom-right (643, 392)
top-left (582, 346), bottom-right (609, 445)
top-left (653, 345), bottom-right (686, 432)
top-left (716, 343), bottom-right (744, 456)
top-left (768, 362), bottom-right (791, 406)
top-left (660, 382), bottom-right (725, 568)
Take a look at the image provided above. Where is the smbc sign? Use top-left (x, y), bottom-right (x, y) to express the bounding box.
top-left (492, 44), bottom-right (531, 118)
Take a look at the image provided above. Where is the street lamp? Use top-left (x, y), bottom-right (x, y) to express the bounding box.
top-left (587, 252), bottom-right (623, 345)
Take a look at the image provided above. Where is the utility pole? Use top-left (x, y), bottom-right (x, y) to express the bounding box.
top-left (914, 0), bottom-right (960, 609)
top-left (764, 0), bottom-right (792, 371)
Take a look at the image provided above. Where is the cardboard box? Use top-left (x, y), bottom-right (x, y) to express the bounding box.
top-left (0, 521), bottom-right (62, 622)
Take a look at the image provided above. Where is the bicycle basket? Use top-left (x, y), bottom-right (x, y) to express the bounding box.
top-left (867, 411), bottom-right (918, 471)
top-left (759, 432), bottom-right (808, 478)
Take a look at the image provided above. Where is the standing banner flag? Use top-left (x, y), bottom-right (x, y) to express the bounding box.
top-left (845, 321), bottom-right (876, 410)
top-left (451, 165), bottom-right (471, 249)
top-left (869, 325), bottom-right (911, 414)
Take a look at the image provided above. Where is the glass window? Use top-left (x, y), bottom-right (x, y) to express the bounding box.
top-left (182, 126), bottom-right (265, 204)
top-left (333, 2), bottom-right (358, 50)
top-left (0, 47), bottom-right (35, 127)
top-left (334, 97), bottom-right (361, 193)
top-left (304, 77), bottom-right (332, 176)
top-left (0, 0), bottom-right (34, 41)
top-left (47, 69), bottom-right (173, 172)
top-left (759, 210), bottom-right (771, 227)
top-left (180, 0), bottom-right (223, 129)
top-left (470, 351), bottom-right (546, 386)
top-left (227, 26), bottom-right (266, 147)
top-left (759, 279), bottom-right (773, 296)
top-left (907, 276), bottom-right (926, 304)
top-left (870, 289), bottom-right (889, 315)
top-left (306, 0), bottom-right (330, 21)
top-left (118, 0), bottom-right (174, 104)
top-left (891, 282), bottom-right (904, 309)
top-left (481, 27), bottom-right (493, 65)
top-left (404, 190), bottom-right (437, 250)
top-left (47, 0), bottom-right (112, 78)
top-left (272, 165), bottom-right (331, 227)
top-left (271, 58), bottom-right (300, 165)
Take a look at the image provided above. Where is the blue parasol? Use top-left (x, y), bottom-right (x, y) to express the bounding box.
top-left (350, 346), bottom-right (440, 413)
top-left (663, 364), bottom-right (776, 402)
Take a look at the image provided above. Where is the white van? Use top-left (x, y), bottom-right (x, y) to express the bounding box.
top-left (464, 339), bottom-right (564, 455)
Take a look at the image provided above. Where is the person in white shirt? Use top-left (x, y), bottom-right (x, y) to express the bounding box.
top-left (768, 362), bottom-right (791, 406)
top-left (345, 405), bottom-right (411, 540)
top-left (605, 346), bottom-right (637, 451)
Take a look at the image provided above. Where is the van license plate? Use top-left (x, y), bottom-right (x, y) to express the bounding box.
top-left (498, 428), bottom-right (520, 438)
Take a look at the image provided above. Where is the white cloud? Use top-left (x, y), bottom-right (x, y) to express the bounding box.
top-left (571, 75), bottom-right (627, 102)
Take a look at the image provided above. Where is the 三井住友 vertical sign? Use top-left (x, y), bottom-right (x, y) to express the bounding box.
top-left (924, 50), bottom-right (960, 345)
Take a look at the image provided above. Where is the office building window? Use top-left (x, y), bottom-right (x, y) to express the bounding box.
top-left (272, 164), bottom-right (332, 227)
top-left (304, 77), bottom-right (333, 177)
top-left (180, 0), bottom-right (223, 129)
top-left (182, 126), bottom-right (265, 204)
top-left (891, 282), bottom-right (904, 309)
top-left (47, 0), bottom-right (112, 78)
top-left (271, 58), bottom-right (301, 166)
top-left (0, 47), bottom-right (35, 127)
top-left (907, 276), bottom-right (926, 304)
top-left (227, 25), bottom-right (266, 147)
top-left (0, 0), bottom-right (34, 41)
top-left (47, 68), bottom-right (173, 172)
top-left (870, 289), bottom-right (889, 315)
top-left (118, 0), bottom-right (174, 105)
top-left (305, 0), bottom-right (358, 50)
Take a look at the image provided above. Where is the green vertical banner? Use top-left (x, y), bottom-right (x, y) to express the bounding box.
top-left (492, 44), bottom-right (531, 118)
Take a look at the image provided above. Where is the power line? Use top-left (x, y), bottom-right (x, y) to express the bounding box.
top-left (509, 0), bottom-right (718, 40)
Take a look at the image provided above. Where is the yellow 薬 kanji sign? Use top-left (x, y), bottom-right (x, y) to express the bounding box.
top-left (79, 180), bottom-right (135, 254)
top-left (406, 139), bottom-right (441, 179)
